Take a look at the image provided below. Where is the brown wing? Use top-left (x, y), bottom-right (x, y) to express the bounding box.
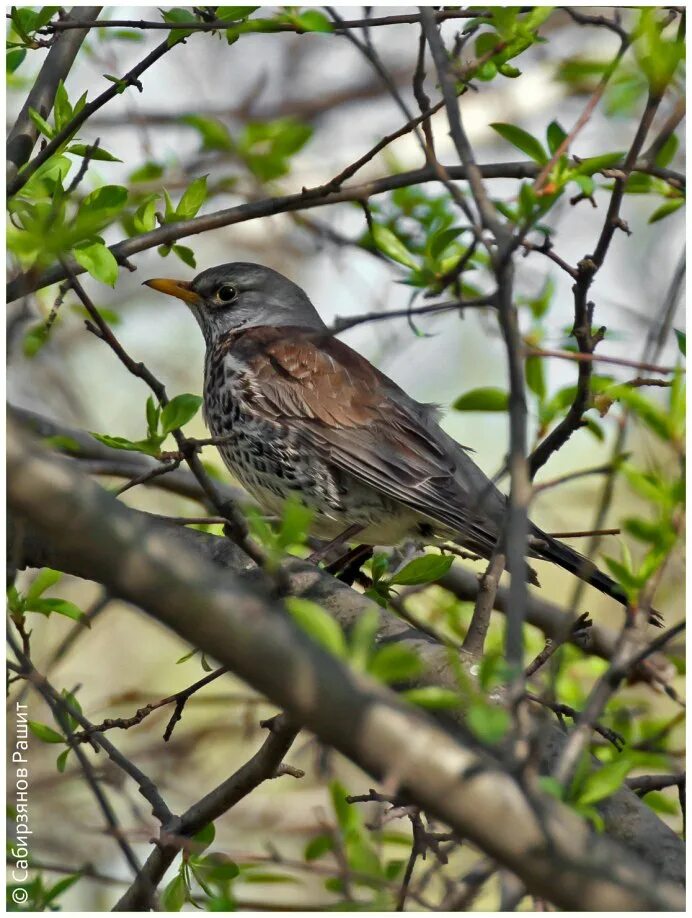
top-left (229, 326), bottom-right (499, 553)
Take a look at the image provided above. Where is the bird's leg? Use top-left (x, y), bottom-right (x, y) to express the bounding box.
top-left (327, 544), bottom-right (374, 584)
top-left (307, 523), bottom-right (363, 565)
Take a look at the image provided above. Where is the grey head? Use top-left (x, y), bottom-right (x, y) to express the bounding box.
top-left (144, 262), bottom-right (326, 346)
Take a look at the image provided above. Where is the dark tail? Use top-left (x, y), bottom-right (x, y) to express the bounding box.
top-left (532, 529), bottom-right (663, 628)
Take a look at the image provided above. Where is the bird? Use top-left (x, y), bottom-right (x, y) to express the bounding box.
top-left (144, 262), bottom-right (660, 626)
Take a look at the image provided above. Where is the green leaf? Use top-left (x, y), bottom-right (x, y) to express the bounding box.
top-left (176, 175), bottom-right (208, 219)
top-left (546, 120), bottom-right (567, 155)
top-left (402, 686), bottom-right (461, 710)
top-left (90, 433), bottom-right (162, 457)
top-left (28, 107), bottom-right (54, 139)
top-left (304, 834), bottom-right (334, 861)
top-left (285, 598), bottom-right (347, 658)
top-left (604, 557), bottom-right (639, 599)
top-left (43, 434), bottom-right (81, 453)
top-left (648, 198), bottom-right (684, 224)
top-left (129, 161), bottom-right (164, 182)
top-left (574, 152), bottom-right (624, 175)
top-left (429, 226), bottom-right (466, 260)
top-left (478, 651), bottom-right (513, 692)
top-left (25, 568), bottom-right (61, 604)
top-left (53, 80), bottom-right (72, 130)
top-left (56, 749), bottom-right (71, 773)
top-left (518, 180), bottom-right (537, 219)
top-left (370, 553), bottom-right (389, 583)
top-left (348, 608), bottom-right (380, 671)
top-left (23, 323), bottom-right (49, 358)
top-left (369, 644), bottom-right (423, 684)
top-left (526, 276), bottom-right (554, 319)
top-left (296, 10), bottom-right (333, 32)
top-left (180, 114), bottom-right (233, 151)
top-left (642, 791), bottom-right (680, 815)
top-left (453, 387), bottom-right (509, 411)
top-left (241, 870), bottom-right (299, 884)
top-left (160, 393), bottom-right (203, 434)
top-left (277, 496), bottom-right (313, 549)
top-left (623, 516), bottom-right (661, 544)
top-left (133, 195), bottom-right (159, 234)
top-left (489, 122), bottom-right (548, 164)
top-left (583, 416), bottom-right (605, 441)
top-left (674, 328), bottom-right (685, 356)
top-left (72, 240), bottom-right (119, 286)
top-left (467, 702), bottom-right (510, 743)
top-left (654, 133), bottom-right (679, 168)
top-left (28, 721), bottom-right (64, 744)
top-left (161, 874), bottom-right (187, 911)
top-left (162, 7), bottom-right (199, 46)
top-left (33, 7), bottom-right (60, 31)
top-left (193, 822), bottom-right (216, 851)
top-left (195, 855), bottom-right (240, 883)
top-left (111, 28), bottom-right (146, 41)
top-left (577, 757), bottom-right (633, 806)
top-left (78, 185), bottom-right (128, 233)
top-left (371, 224), bottom-right (419, 270)
top-left (525, 355), bottom-right (546, 401)
top-left (574, 174), bottom-right (595, 196)
top-left (61, 689), bottom-right (83, 730)
top-left (28, 598), bottom-right (87, 623)
top-left (330, 781), bottom-right (360, 834)
top-left (475, 30), bottom-right (502, 57)
top-left (389, 554), bottom-right (454, 586)
top-left (603, 384), bottom-right (672, 440)
top-left (538, 775), bottom-right (565, 800)
top-left (67, 143), bottom-right (122, 162)
top-left (172, 244), bottom-right (196, 268)
top-left (634, 8), bottom-right (684, 94)
top-left (7, 48), bottom-right (26, 73)
top-left (216, 6), bottom-right (259, 18)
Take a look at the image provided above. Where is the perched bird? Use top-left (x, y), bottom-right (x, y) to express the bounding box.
top-left (144, 263), bottom-right (660, 624)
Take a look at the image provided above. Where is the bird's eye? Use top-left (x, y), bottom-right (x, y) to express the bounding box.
top-left (216, 284), bottom-right (237, 303)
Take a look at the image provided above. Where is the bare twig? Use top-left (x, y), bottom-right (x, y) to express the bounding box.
top-left (524, 346), bottom-right (674, 376)
top-left (462, 551), bottom-right (505, 658)
top-left (114, 714), bottom-right (299, 910)
top-left (73, 666), bottom-right (229, 743)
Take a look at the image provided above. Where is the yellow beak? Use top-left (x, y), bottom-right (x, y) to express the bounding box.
top-left (143, 278), bottom-right (200, 304)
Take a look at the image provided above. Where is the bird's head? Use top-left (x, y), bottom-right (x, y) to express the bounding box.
top-left (143, 262), bottom-right (325, 345)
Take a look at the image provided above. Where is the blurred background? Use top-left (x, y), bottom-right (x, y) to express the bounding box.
top-left (7, 6), bottom-right (685, 910)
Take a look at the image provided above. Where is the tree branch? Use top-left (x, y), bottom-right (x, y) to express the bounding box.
top-left (7, 422), bottom-right (685, 907)
top-left (114, 714), bottom-right (299, 910)
top-left (6, 7), bottom-right (101, 183)
top-left (7, 158), bottom-right (682, 303)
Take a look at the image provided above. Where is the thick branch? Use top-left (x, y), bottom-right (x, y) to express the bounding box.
top-left (7, 423), bottom-right (684, 907)
top-left (8, 35), bottom-right (176, 197)
top-left (6, 7), bottom-right (101, 183)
